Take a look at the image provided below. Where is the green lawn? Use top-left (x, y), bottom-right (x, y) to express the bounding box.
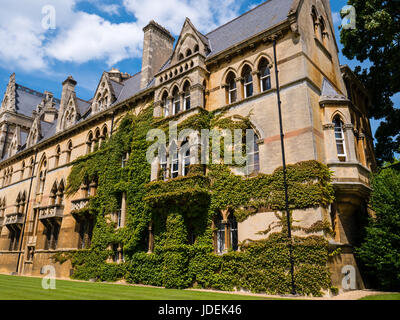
top-left (0, 274), bottom-right (269, 300)
top-left (359, 293), bottom-right (400, 300)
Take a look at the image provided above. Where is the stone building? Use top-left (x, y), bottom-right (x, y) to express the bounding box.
top-left (0, 0), bottom-right (375, 290)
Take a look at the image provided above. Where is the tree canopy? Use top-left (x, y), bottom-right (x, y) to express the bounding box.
top-left (340, 0), bottom-right (400, 164)
top-left (356, 165), bottom-right (400, 290)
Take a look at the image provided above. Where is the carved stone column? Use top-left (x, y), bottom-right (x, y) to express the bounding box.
top-left (344, 124), bottom-right (357, 162)
top-left (121, 192), bottom-right (127, 228)
top-left (252, 71), bottom-right (260, 94)
top-left (235, 77), bottom-right (244, 101)
top-left (323, 123), bottom-right (337, 162)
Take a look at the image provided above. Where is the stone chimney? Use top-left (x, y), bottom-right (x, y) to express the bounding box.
top-left (57, 76), bottom-right (77, 132)
top-left (42, 91), bottom-right (58, 123)
top-left (108, 68), bottom-right (122, 83)
top-left (140, 20), bottom-right (174, 89)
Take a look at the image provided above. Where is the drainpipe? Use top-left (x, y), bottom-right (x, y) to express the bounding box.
top-left (16, 149), bottom-right (38, 274)
top-left (273, 38), bottom-right (296, 295)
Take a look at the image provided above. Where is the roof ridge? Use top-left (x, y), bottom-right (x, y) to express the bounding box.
top-left (15, 84), bottom-right (45, 98)
top-left (206, 0), bottom-right (272, 36)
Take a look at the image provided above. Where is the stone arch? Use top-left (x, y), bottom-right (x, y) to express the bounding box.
top-left (221, 67), bottom-right (237, 85)
top-left (157, 88), bottom-right (170, 101)
top-left (101, 124), bottom-right (108, 137)
top-left (179, 77), bottom-right (192, 92)
top-left (248, 118), bottom-right (265, 140)
top-left (238, 61), bottom-right (254, 76)
top-left (170, 84), bottom-right (181, 97)
top-left (254, 53), bottom-right (273, 69)
top-left (331, 110), bottom-right (348, 124)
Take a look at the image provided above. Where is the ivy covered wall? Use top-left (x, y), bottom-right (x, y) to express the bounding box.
top-left (55, 105), bottom-right (336, 296)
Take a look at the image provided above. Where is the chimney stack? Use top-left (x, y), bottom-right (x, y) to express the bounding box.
top-left (140, 20), bottom-right (174, 89)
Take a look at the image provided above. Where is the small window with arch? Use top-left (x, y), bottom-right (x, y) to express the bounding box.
top-left (242, 65), bottom-right (253, 98)
top-left (258, 58), bottom-right (271, 92)
top-left (226, 72), bottom-right (237, 104)
top-left (172, 87), bottom-right (181, 115)
top-left (333, 116), bottom-right (347, 161)
top-left (183, 81), bottom-right (191, 111)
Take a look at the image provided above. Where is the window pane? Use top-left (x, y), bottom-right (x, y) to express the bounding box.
top-left (261, 77), bottom-right (271, 91)
top-left (217, 223), bottom-right (225, 253)
top-left (245, 84), bottom-right (253, 98)
top-left (229, 90), bottom-right (237, 103)
top-left (336, 142), bottom-right (345, 155)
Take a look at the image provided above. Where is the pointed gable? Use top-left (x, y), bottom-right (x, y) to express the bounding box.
top-left (171, 18), bottom-right (210, 65)
top-left (26, 117), bottom-right (42, 148)
top-left (319, 78), bottom-right (348, 105)
top-left (61, 93), bottom-right (81, 130)
top-left (91, 71), bottom-right (117, 115)
top-left (8, 126), bottom-right (22, 158)
top-left (1, 73), bottom-right (16, 112)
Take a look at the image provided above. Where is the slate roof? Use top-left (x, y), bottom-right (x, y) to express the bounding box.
top-left (205, 0), bottom-right (293, 59)
top-left (319, 78), bottom-right (348, 104)
top-left (14, 84), bottom-right (61, 118)
top-left (113, 72), bottom-right (143, 105)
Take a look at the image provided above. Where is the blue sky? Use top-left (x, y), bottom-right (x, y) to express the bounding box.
top-left (0, 0), bottom-right (397, 137)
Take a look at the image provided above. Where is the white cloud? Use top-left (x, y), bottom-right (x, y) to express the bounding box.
top-left (122, 0), bottom-right (242, 34)
top-left (0, 0), bottom-right (77, 71)
top-left (0, 0), bottom-right (245, 72)
top-left (98, 4), bottom-right (121, 15)
top-left (46, 12), bottom-right (142, 65)
top-left (332, 11), bottom-right (341, 26)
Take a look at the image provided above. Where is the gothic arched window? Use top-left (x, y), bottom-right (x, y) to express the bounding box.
top-left (333, 116), bottom-right (347, 161)
top-left (172, 87), bottom-right (181, 115)
top-left (181, 138), bottom-right (191, 176)
top-left (183, 81), bottom-right (191, 111)
top-left (246, 129), bottom-right (260, 175)
top-left (242, 65), bottom-right (253, 98)
top-left (258, 58), bottom-right (271, 92)
top-left (226, 72), bottom-right (237, 104)
top-left (162, 91), bottom-right (169, 117)
top-left (170, 141), bottom-right (179, 179)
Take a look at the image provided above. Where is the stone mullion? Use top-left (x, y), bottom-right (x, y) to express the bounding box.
top-left (323, 123), bottom-right (337, 162)
top-left (344, 124), bottom-right (357, 162)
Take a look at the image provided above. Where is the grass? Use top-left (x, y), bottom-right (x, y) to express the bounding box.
top-left (359, 293), bottom-right (400, 300)
top-left (0, 274), bottom-right (271, 300)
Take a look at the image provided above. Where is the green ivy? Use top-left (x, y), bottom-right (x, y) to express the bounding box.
top-left (55, 104), bottom-right (335, 296)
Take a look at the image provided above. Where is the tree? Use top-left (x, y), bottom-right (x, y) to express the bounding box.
top-left (356, 165), bottom-right (400, 290)
top-left (340, 0), bottom-right (400, 164)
